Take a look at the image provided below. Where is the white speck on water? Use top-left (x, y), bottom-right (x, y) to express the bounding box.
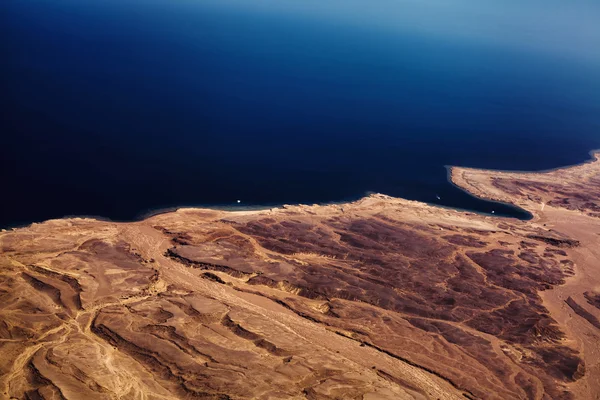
top-left (237, 200), bottom-right (241, 203)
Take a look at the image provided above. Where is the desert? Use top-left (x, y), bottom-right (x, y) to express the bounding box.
top-left (1, 153), bottom-right (600, 399)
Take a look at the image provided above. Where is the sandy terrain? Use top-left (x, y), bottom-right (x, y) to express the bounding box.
top-left (1, 152), bottom-right (599, 399)
top-left (451, 151), bottom-right (600, 399)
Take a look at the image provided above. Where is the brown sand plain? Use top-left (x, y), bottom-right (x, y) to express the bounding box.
top-left (1, 152), bottom-right (599, 399)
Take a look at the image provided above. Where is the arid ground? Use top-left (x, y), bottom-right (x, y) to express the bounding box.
top-left (1, 153), bottom-right (600, 399)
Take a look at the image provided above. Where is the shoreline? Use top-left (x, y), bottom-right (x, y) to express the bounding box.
top-left (449, 149), bottom-right (600, 220)
top-left (4, 149), bottom-right (599, 231)
top-left (2, 148), bottom-right (600, 399)
top-left (449, 148), bottom-right (600, 176)
top-left (1, 191), bottom-right (529, 232)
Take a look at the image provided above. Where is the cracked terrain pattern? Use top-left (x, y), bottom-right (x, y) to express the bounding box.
top-left (2, 153), bottom-right (600, 399)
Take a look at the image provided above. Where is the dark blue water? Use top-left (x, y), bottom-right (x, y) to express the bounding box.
top-left (2, 0), bottom-right (600, 227)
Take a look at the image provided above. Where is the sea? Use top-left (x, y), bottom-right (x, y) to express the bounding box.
top-left (2, 0), bottom-right (600, 227)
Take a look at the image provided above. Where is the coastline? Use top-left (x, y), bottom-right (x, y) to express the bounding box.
top-left (449, 148), bottom-right (600, 176)
top-left (2, 191), bottom-right (529, 233)
top-left (449, 149), bottom-right (600, 219)
top-left (4, 151), bottom-right (600, 231)
top-left (2, 150), bottom-right (600, 399)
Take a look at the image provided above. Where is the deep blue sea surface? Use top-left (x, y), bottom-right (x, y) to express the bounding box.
top-left (2, 0), bottom-right (600, 227)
